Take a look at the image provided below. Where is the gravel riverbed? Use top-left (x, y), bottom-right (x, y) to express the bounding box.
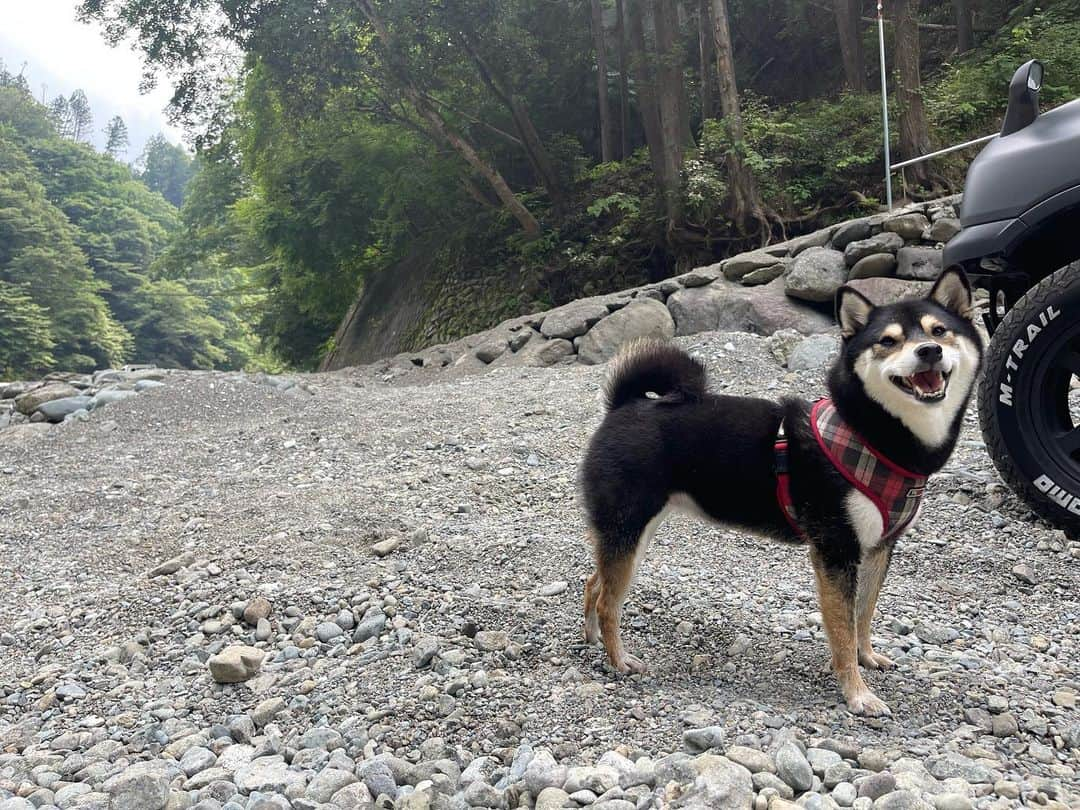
top-left (0, 330), bottom-right (1076, 810)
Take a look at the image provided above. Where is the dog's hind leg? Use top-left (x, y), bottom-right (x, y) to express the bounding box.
top-left (856, 545), bottom-right (896, 671)
top-left (583, 562), bottom-right (601, 644)
top-left (812, 551), bottom-right (891, 717)
top-left (592, 508), bottom-right (668, 673)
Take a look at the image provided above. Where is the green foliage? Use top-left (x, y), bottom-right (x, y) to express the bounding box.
top-left (927, 1), bottom-right (1080, 141)
top-left (137, 134), bottom-right (195, 206)
top-left (0, 281), bottom-right (55, 377)
top-left (587, 192), bottom-right (641, 218)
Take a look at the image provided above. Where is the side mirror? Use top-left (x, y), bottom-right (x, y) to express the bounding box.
top-left (1001, 60), bottom-right (1043, 136)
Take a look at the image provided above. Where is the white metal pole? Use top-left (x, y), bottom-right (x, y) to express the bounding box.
top-left (878, 1), bottom-right (893, 210)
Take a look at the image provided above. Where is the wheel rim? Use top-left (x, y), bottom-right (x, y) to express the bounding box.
top-left (1030, 322), bottom-right (1080, 479)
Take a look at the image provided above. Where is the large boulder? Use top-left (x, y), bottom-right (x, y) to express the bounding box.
top-left (722, 250), bottom-right (784, 281)
top-left (843, 232), bottom-right (903, 266)
top-left (496, 336), bottom-right (574, 367)
top-left (671, 755), bottom-right (753, 809)
top-left (37, 396), bottom-right (94, 423)
top-left (14, 383), bottom-right (79, 416)
top-left (576, 298), bottom-right (676, 365)
top-left (785, 247), bottom-right (848, 303)
top-left (667, 279), bottom-right (834, 337)
top-left (847, 277), bottom-right (932, 305)
top-left (896, 247), bottom-right (943, 281)
top-left (884, 212), bottom-right (931, 240)
top-left (927, 217), bottom-right (962, 243)
top-left (538, 300), bottom-right (610, 339)
top-left (830, 218), bottom-right (874, 250)
top-left (103, 761), bottom-right (181, 810)
top-left (849, 253), bottom-right (898, 280)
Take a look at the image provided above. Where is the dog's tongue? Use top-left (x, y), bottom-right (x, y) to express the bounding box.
top-left (911, 370), bottom-right (944, 394)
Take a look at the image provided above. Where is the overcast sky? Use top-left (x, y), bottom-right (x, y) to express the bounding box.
top-left (0, 0), bottom-right (185, 159)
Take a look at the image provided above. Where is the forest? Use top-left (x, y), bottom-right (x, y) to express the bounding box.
top-left (2, 0), bottom-right (1080, 375)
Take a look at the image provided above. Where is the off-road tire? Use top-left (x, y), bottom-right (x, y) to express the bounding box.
top-left (978, 264), bottom-right (1080, 535)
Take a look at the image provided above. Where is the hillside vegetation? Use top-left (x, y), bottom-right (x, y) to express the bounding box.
top-left (5, 1), bottom-right (1080, 375)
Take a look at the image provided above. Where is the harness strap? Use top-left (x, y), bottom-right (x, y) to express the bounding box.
top-left (774, 421), bottom-right (803, 537)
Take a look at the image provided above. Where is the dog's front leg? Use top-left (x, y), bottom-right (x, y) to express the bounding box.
top-left (811, 552), bottom-right (891, 717)
top-left (856, 545), bottom-right (896, 671)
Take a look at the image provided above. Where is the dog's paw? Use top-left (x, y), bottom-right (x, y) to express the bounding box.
top-left (847, 690), bottom-right (892, 717)
top-left (612, 653), bottom-right (647, 674)
top-left (858, 649), bottom-right (896, 670)
top-left (583, 621), bottom-right (600, 645)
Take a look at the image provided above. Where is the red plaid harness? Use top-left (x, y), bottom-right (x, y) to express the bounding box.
top-left (775, 399), bottom-right (927, 542)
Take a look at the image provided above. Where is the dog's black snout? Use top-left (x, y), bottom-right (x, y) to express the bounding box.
top-left (915, 343), bottom-right (943, 363)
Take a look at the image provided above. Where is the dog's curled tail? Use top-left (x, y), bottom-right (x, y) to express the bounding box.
top-left (603, 339), bottom-right (707, 411)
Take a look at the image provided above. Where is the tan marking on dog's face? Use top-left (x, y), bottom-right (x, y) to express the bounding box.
top-left (871, 323), bottom-right (904, 357)
top-left (919, 315), bottom-right (958, 347)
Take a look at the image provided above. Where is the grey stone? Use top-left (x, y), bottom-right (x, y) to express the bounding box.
top-left (463, 781), bottom-right (506, 808)
top-left (251, 698), bottom-right (285, 729)
top-left (242, 597), bottom-right (271, 625)
top-left (931, 795), bottom-right (972, 810)
top-left (913, 623), bottom-right (959, 645)
top-left (305, 769), bottom-right (357, 803)
top-left (534, 788), bottom-right (570, 810)
top-left (740, 262), bottom-right (788, 286)
top-left (180, 747), bottom-right (217, 777)
top-left (883, 212), bottom-right (931, 240)
top-left (926, 754), bottom-right (997, 784)
top-left (539, 301), bottom-right (610, 339)
top-left (806, 748), bottom-right (843, 775)
top-left (752, 772), bottom-right (794, 799)
top-left (787, 335), bottom-right (838, 371)
top-left (37, 396), bottom-right (94, 423)
top-left (678, 265), bottom-right (723, 287)
top-left (674, 755), bottom-right (752, 809)
top-left (785, 248), bottom-right (848, 303)
top-left (576, 299), bottom-right (676, 365)
top-left (15, 383), bottom-right (80, 415)
top-left (207, 646), bottom-right (264, 683)
top-left (846, 277), bottom-right (931, 306)
top-left (91, 389), bottom-right (137, 408)
top-left (104, 761), bottom-right (180, 810)
top-left (522, 750), bottom-right (566, 796)
top-left (775, 743), bottom-right (813, 793)
top-left (352, 608), bottom-right (386, 643)
top-left (857, 773), bottom-right (897, 800)
top-left (474, 339), bottom-right (509, 364)
top-left (315, 622), bottom-right (345, 643)
top-left (147, 552), bottom-right (195, 577)
top-left (831, 219), bottom-right (873, 250)
top-left (872, 791), bottom-right (933, 810)
top-left (788, 227), bottom-right (835, 255)
top-left (844, 233), bottom-right (904, 266)
top-left (723, 251), bottom-right (783, 281)
top-left (896, 247), bottom-right (942, 281)
top-left (357, 760), bottom-right (396, 799)
top-left (849, 253), bottom-right (898, 280)
top-left (233, 757), bottom-right (289, 794)
top-left (724, 746), bottom-right (775, 774)
top-left (564, 766), bottom-right (619, 795)
top-left (683, 726), bottom-right (725, 753)
top-left (498, 337), bottom-right (574, 367)
top-left (927, 218), bottom-right (961, 243)
top-left (328, 783), bottom-right (373, 810)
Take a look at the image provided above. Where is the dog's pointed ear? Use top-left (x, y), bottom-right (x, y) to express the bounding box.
top-left (928, 268), bottom-right (974, 319)
top-left (836, 286), bottom-right (874, 338)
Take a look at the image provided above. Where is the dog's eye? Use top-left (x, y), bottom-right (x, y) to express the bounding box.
top-left (879, 336), bottom-right (897, 347)
top-left (931, 325), bottom-right (947, 337)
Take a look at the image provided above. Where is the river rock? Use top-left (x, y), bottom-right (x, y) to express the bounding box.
top-left (741, 261), bottom-right (788, 286)
top-left (884, 212), bottom-right (931, 240)
top-left (576, 298), bottom-right (675, 365)
top-left (539, 301), bottom-right (610, 339)
top-left (103, 761), bottom-right (180, 810)
top-left (844, 232), bottom-right (903, 266)
top-left (723, 251), bottom-right (783, 281)
top-left (786, 247), bottom-right (848, 302)
top-left (830, 219), bottom-right (873, 249)
top-left (927, 218), bottom-right (962, 243)
top-left (15, 383), bottom-right (80, 415)
top-left (207, 646), bottom-right (264, 683)
top-left (788, 335), bottom-right (838, 371)
top-left (674, 755), bottom-right (753, 809)
top-left (775, 743), bottom-right (813, 793)
top-left (896, 247), bottom-right (942, 281)
top-left (849, 253), bottom-right (898, 280)
top-left (846, 278), bottom-right (931, 305)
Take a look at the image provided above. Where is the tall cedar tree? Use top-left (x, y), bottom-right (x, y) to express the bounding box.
top-left (589, 0), bottom-right (613, 162)
top-left (834, 0), bottom-right (865, 91)
top-left (893, 0), bottom-right (931, 186)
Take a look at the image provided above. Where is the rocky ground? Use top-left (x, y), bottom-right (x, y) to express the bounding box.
top-left (0, 329), bottom-right (1077, 810)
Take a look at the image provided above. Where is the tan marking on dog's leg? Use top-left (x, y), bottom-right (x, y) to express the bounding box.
top-left (812, 555), bottom-right (890, 717)
top-left (596, 553), bottom-right (646, 674)
top-left (856, 546), bottom-right (896, 670)
top-left (583, 568), bottom-right (601, 644)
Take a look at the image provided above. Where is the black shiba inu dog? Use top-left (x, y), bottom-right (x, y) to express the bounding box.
top-left (579, 269), bottom-right (983, 715)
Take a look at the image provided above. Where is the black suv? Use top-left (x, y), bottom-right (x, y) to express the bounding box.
top-left (944, 60), bottom-right (1080, 534)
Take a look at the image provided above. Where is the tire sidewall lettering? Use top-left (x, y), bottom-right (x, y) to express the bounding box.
top-left (998, 303), bottom-right (1061, 407)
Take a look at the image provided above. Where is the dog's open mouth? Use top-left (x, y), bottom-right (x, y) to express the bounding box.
top-left (892, 369), bottom-right (950, 401)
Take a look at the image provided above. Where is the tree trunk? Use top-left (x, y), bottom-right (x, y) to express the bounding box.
top-left (709, 0), bottom-right (768, 232)
top-left (590, 0), bottom-right (614, 162)
top-left (698, 0), bottom-right (715, 119)
top-left (833, 0), bottom-right (865, 91)
top-left (652, 0), bottom-right (692, 226)
top-left (459, 34), bottom-right (567, 207)
top-left (615, 0), bottom-right (632, 159)
top-left (953, 0), bottom-right (974, 52)
top-left (892, 0), bottom-right (931, 186)
top-left (627, 0), bottom-right (671, 207)
top-left (357, 0), bottom-right (541, 237)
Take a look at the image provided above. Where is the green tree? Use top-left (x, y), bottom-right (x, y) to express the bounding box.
top-left (0, 280), bottom-right (55, 376)
top-left (136, 134), bottom-right (195, 205)
top-left (104, 115), bottom-right (129, 158)
top-left (68, 89), bottom-right (93, 142)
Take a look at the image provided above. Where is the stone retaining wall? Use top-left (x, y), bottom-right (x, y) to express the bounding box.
top-left (355, 198), bottom-right (961, 382)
